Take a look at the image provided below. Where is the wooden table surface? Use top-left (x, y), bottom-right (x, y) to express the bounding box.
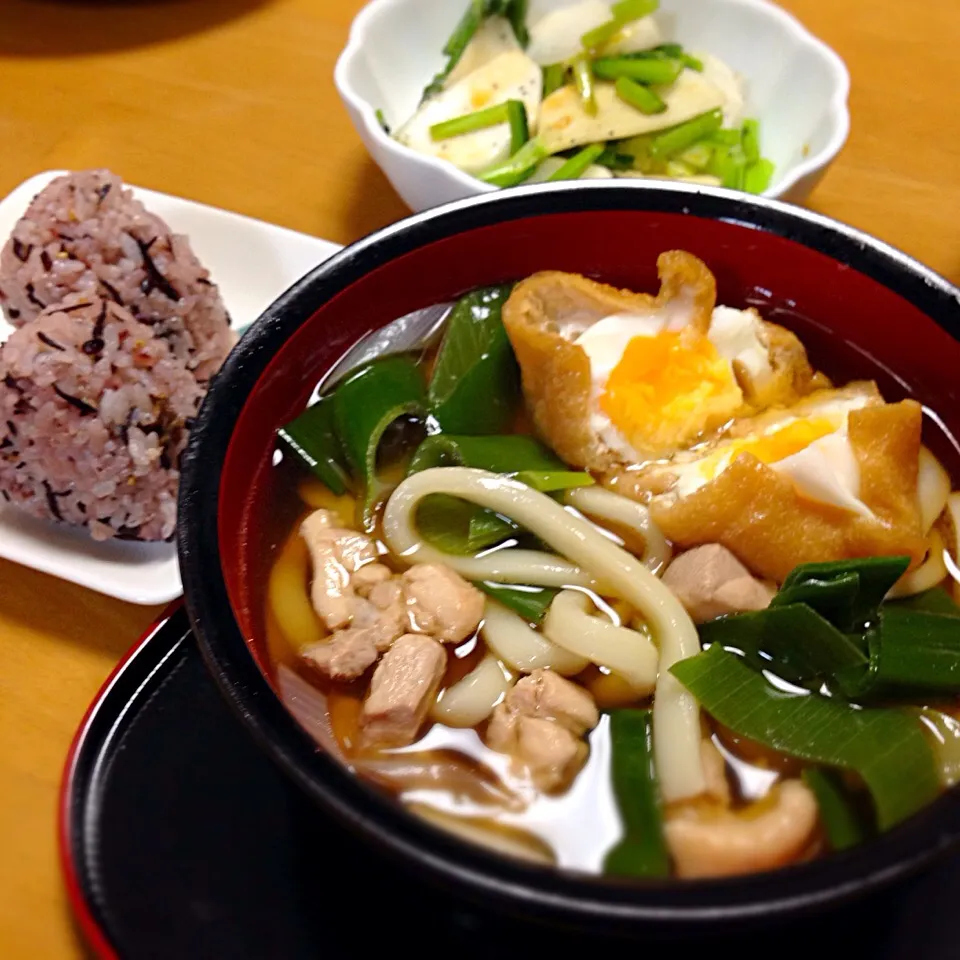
top-left (1, 0), bottom-right (958, 955)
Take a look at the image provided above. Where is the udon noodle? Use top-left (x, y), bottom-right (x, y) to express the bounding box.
top-left (264, 251), bottom-right (960, 880)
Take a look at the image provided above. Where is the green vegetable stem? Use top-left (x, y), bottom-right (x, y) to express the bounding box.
top-left (582, 0), bottom-right (659, 53)
top-left (430, 100), bottom-right (529, 155)
top-left (649, 108), bottom-right (724, 159)
top-left (475, 582), bottom-right (559, 623)
top-left (427, 285), bottom-right (520, 433)
top-left (408, 434), bottom-right (591, 556)
top-left (332, 356), bottom-right (428, 529)
top-left (547, 143), bottom-right (607, 180)
top-left (480, 138), bottom-right (550, 186)
top-left (571, 54), bottom-right (598, 115)
top-left (604, 709), bottom-right (672, 877)
top-left (276, 396), bottom-right (350, 496)
top-left (594, 56), bottom-right (681, 86)
top-left (671, 645), bottom-right (941, 830)
top-left (802, 768), bottom-right (868, 851)
top-left (542, 62), bottom-right (568, 98)
top-left (422, 1), bottom-right (532, 100)
top-left (613, 76), bottom-right (667, 115)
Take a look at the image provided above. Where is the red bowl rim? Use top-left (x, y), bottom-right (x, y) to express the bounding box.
top-left (178, 180), bottom-right (960, 933)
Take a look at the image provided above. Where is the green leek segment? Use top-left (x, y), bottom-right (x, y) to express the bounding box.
top-left (604, 709), bottom-right (671, 877)
top-left (671, 645), bottom-right (941, 831)
top-left (475, 581), bottom-right (559, 624)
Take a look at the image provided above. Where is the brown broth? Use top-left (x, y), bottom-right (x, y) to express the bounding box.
top-left (263, 300), bottom-right (960, 876)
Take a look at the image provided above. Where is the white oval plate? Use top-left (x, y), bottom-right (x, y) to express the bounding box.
top-left (0, 171), bottom-right (342, 605)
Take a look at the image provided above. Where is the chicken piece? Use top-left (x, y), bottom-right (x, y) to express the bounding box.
top-left (664, 780), bottom-right (819, 879)
top-left (300, 509), bottom-right (378, 630)
top-left (346, 597), bottom-right (408, 653)
top-left (486, 669), bottom-right (599, 792)
top-left (301, 586), bottom-right (408, 682)
top-left (354, 563), bottom-right (393, 595)
top-left (402, 564), bottom-right (485, 643)
top-left (303, 629), bottom-right (378, 682)
top-left (514, 717), bottom-right (587, 793)
top-left (661, 544), bottom-right (774, 623)
top-left (503, 668), bottom-right (600, 736)
top-left (367, 578), bottom-right (403, 611)
top-left (361, 634), bottom-right (447, 747)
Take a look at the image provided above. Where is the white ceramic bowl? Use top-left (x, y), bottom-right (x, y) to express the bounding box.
top-left (335, 0), bottom-right (850, 211)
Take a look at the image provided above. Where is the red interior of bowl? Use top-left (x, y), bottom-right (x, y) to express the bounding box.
top-left (218, 210), bottom-right (960, 678)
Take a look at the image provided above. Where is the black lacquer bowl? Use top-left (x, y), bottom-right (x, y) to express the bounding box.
top-left (178, 180), bottom-right (960, 937)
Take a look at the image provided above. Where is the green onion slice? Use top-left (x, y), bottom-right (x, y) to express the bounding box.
top-left (594, 56), bottom-right (681, 85)
top-left (425, 287), bottom-right (521, 434)
top-left (571, 54), bottom-right (597, 115)
top-left (671, 645), bottom-right (941, 830)
top-left (649, 108), bottom-right (723, 159)
top-left (604, 709), bottom-right (671, 877)
top-left (802, 768), bottom-right (869, 852)
top-left (475, 582), bottom-right (559, 624)
top-left (430, 100), bottom-right (529, 156)
top-left (547, 143), bottom-right (607, 179)
top-left (480, 138), bottom-right (550, 187)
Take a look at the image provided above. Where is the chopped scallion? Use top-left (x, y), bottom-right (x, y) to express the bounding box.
top-left (678, 51), bottom-right (704, 71)
top-left (429, 100), bottom-right (529, 155)
top-left (593, 56), bottom-right (682, 85)
top-left (649, 108), bottom-right (724, 158)
top-left (741, 117), bottom-right (761, 164)
top-left (547, 143), bottom-right (607, 180)
top-left (614, 76), bottom-right (667, 114)
top-left (503, 0), bottom-right (530, 47)
top-left (650, 42), bottom-right (683, 57)
top-left (595, 146), bottom-right (636, 170)
top-left (708, 128), bottom-right (742, 146)
top-left (743, 157), bottom-right (775, 194)
top-left (514, 469), bottom-right (595, 491)
top-left (475, 582), bottom-right (559, 625)
top-left (677, 141), bottom-right (713, 171)
top-left (480, 138), bottom-right (550, 187)
top-left (571, 54), bottom-right (597, 115)
top-left (581, 19), bottom-right (624, 52)
top-left (671, 645), bottom-right (941, 830)
top-left (603, 709), bottom-right (671, 877)
top-left (717, 144), bottom-right (747, 189)
top-left (542, 62), bottom-right (567, 97)
top-left (583, 1), bottom-right (659, 53)
top-left (277, 397), bottom-right (350, 496)
top-left (422, 0), bottom-right (486, 100)
top-left (802, 768), bottom-right (869, 852)
top-left (611, 0), bottom-right (659, 20)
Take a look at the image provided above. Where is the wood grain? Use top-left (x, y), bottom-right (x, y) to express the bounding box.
top-left (0, 0), bottom-right (956, 955)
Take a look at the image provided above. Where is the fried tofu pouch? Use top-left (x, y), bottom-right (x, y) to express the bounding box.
top-left (501, 251), bottom-right (818, 472)
top-left (650, 400), bottom-right (928, 581)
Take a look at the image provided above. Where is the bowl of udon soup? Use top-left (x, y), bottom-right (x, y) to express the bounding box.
top-left (179, 179), bottom-right (960, 933)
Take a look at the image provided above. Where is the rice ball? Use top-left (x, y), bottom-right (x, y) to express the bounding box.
top-left (0, 169), bottom-right (233, 381)
top-left (0, 296), bottom-right (203, 541)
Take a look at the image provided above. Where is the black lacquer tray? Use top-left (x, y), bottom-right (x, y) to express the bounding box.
top-left (61, 606), bottom-right (960, 959)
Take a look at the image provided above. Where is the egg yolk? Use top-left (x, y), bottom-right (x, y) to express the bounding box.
top-left (601, 330), bottom-right (744, 455)
top-left (692, 416), bottom-right (841, 484)
top-left (733, 417), bottom-right (839, 465)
